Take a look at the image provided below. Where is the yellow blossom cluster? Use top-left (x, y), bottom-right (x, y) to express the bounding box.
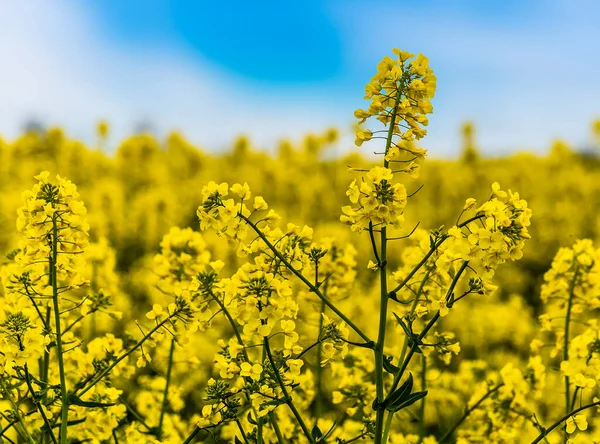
top-left (341, 167), bottom-right (408, 232)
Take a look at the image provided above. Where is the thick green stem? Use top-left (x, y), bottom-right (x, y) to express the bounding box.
top-left (264, 338), bottom-right (315, 444)
top-left (382, 270), bottom-right (431, 442)
top-left (374, 227), bottom-right (389, 444)
top-left (157, 339), bottom-right (176, 438)
top-left (372, 75), bottom-right (404, 444)
top-left (51, 218), bottom-right (69, 444)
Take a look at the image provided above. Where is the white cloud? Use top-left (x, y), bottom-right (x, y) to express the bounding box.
top-left (1, 0), bottom-right (598, 157)
top-left (0, 1), bottom-right (352, 153)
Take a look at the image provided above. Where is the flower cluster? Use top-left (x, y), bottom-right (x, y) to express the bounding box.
top-left (16, 171), bottom-right (89, 285)
top-left (354, 49), bottom-right (436, 147)
top-left (440, 182), bottom-right (532, 280)
top-left (341, 167), bottom-right (407, 232)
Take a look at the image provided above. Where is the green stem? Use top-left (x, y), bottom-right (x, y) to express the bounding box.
top-left (40, 303), bottom-right (52, 444)
top-left (315, 297), bottom-right (326, 421)
top-left (390, 262), bottom-right (468, 395)
top-left (235, 419), bottom-right (250, 444)
top-left (241, 214), bottom-right (372, 344)
top-left (263, 338), bottom-right (315, 443)
top-left (388, 239), bottom-right (444, 298)
top-left (381, 261), bottom-right (469, 441)
top-left (77, 314), bottom-right (177, 397)
top-left (388, 215), bottom-right (480, 300)
top-left (51, 217), bottom-right (69, 444)
top-left (418, 355), bottom-right (426, 444)
top-left (23, 365), bottom-right (58, 444)
top-left (438, 383), bottom-right (503, 443)
top-left (269, 412), bottom-right (285, 444)
top-left (157, 339), bottom-right (176, 438)
top-left (208, 291), bottom-right (269, 438)
top-left (182, 425), bottom-right (201, 444)
top-left (0, 378), bottom-right (35, 444)
top-left (531, 401), bottom-right (600, 444)
top-left (570, 387), bottom-right (580, 411)
top-left (374, 227), bottom-right (389, 444)
top-left (382, 270), bottom-right (431, 443)
top-left (563, 267), bottom-right (578, 443)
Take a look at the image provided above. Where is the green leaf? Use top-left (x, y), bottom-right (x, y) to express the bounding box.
top-left (384, 373), bottom-right (414, 408)
top-left (383, 356), bottom-right (400, 375)
top-left (67, 394), bottom-right (116, 408)
top-left (386, 390), bottom-right (428, 413)
top-left (247, 412), bottom-right (258, 425)
top-left (41, 416), bottom-right (87, 431)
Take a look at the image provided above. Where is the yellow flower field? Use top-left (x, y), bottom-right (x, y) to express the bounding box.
top-left (1, 49), bottom-right (600, 444)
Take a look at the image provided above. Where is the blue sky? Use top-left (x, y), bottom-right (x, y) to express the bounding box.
top-left (0, 1), bottom-right (599, 156)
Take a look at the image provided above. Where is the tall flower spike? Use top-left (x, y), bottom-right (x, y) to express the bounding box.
top-left (354, 49), bottom-right (436, 157)
top-left (15, 171), bottom-right (89, 289)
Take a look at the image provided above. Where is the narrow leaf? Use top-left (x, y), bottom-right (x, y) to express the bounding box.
top-left (41, 416), bottom-right (87, 431)
top-left (247, 412), bottom-right (258, 425)
top-left (392, 312), bottom-right (413, 339)
top-left (386, 390), bottom-right (428, 413)
top-left (67, 394), bottom-right (116, 408)
top-left (383, 373), bottom-right (414, 407)
top-left (383, 356), bottom-right (400, 375)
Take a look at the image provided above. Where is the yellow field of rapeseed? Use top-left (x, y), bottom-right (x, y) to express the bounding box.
top-left (1, 49), bottom-right (600, 444)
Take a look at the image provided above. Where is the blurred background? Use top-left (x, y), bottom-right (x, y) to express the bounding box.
top-left (1, 0), bottom-right (599, 155)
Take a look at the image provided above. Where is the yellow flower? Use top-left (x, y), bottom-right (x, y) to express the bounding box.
top-left (146, 304), bottom-right (163, 320)
top-left (240, 362), bottom-right (262, 380)
top-left (367, 260), bottom-right (379, 271)
top-left (565, 414), bottom-right (588, 434)
top-left (253, 196), bottom-right (268, 210)
top-left (230, 182), bottom-right (251, 200)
